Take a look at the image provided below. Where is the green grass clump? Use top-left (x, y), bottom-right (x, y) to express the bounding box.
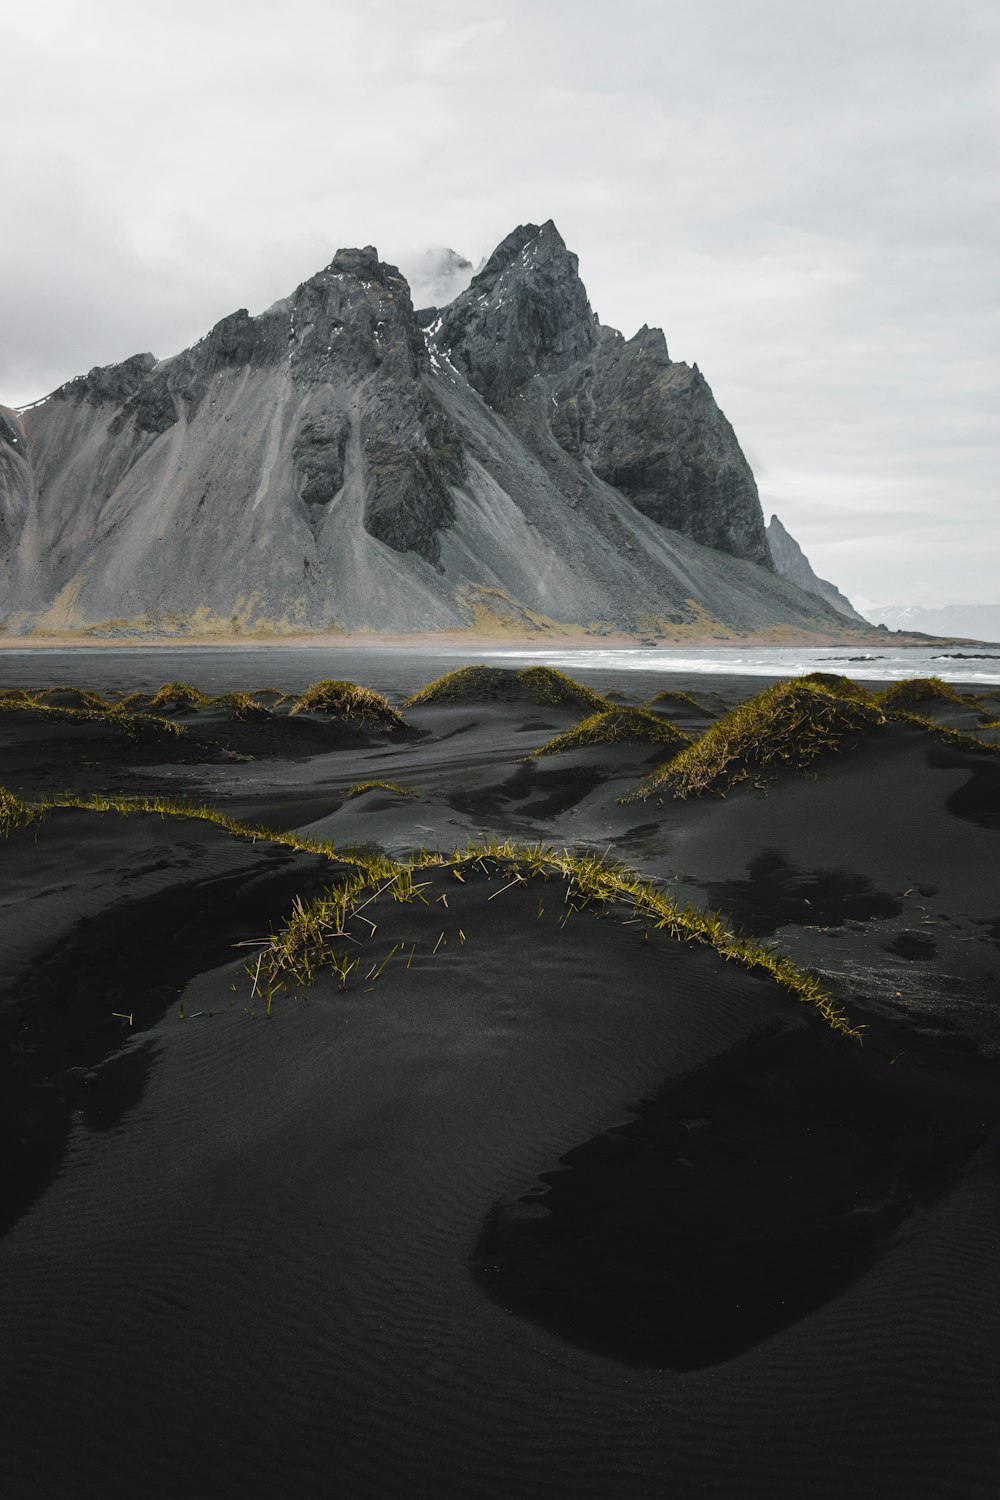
top-left (209, 690), bottom-right (272, 720)
top-left (406, 664), bottom-right (607, 711)
top-left (289, 679), bottom-right (407, 732)
top-left (344, 780), bottom-right (414, 798)
top-left (634, 679), bottom-right (887, 800)
top-left (877, 676), bottom-right (980, 711)
top-left (645, 689), bottom-right (709, 713)
top-left (0, 785), bottom-right (37, 834)
top-left (148, 682), bottom-right (213, 711)
top-left (531, 708), bottom-right (690, 757)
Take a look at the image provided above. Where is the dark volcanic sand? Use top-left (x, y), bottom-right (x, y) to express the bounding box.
top-left (1, 659), bottom-right (998, 1499)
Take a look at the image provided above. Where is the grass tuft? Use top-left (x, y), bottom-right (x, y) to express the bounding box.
top-left (530, 707), bottom-right (690, 757)
top-left (876, 676), bottom-right (981, 711)
top-left (406, 664), bottom-right (607, 711)
top-left (148, 682), bottom-right (213, 711)
top-left (344, 780), bottom-right (414, 798)
top-left (0, 784), bottom-right (38, 834)
top-left (289, 679), bottom-right (407, 732)
top-left (800, 672), bottom-right (878, 703)
top-left (645, 689), bottom-right (709, 712)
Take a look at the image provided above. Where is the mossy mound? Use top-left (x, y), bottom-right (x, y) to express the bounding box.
top-left (148, 682), bottom-right (213, 712)
top-left (289, 680), bottom-right (407, 733)
top-left (645, 689), bottom-right (709, 713)
top-left (344, 780), bottom-right (414, 799)
top-left (532, 708), bottom-right (690, 758)
top-left (636, 680), bottom-right (888, 799)
top-left (209, 690), bottom-right (272, 721)
top-left (256, 839), bottom-right (857, 1036)
top-left (0, 686), bottom-right (183, 738)
top-left (406, 664), bottom-right (607, 711)
top-left (0, 688), bottom-right (38, 710)
top-left (35, 686), bottom-right (115, 711)
top-left (877, 677), bottom-right (980, 711)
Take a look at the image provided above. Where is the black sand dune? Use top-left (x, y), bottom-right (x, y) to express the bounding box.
top-left (1, 664), bottom-right (998, 1499)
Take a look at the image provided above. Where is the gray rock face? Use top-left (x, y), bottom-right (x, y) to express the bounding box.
top-left (0, 223), bottom-right (864, 638)
top-left (438, 222), bottom-right (599, 405)
top-left (554, 328), bottom-right (771, 563)
top-left (361, 383), bottom-right (462, 565)
top-left (766, 515), bottom-right (864, 622)
top-left (435, 221), bottom-right (769, 566)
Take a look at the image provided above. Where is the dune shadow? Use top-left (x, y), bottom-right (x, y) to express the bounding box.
top-left (473, 1026), bottom-right (980, 1370)
top-left (702, 849), bottom-right (901, 937)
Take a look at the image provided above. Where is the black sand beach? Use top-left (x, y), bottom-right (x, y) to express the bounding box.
top-left (1, 653), bottom-right (998, 1498)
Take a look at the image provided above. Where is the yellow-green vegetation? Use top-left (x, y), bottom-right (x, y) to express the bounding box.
top-left (876, 676), bottom-right (981, 711)
top-left (0, 785), bottom-right (37, 834)
top-left (800, 672), bottom-right (879, 703)
top-left (23, 789), bottom-right (398, 879)
top-left (289, 679), bottom-right (407, 732)
top-left (634, 680), bottom-right (888, 800)
top-left (530, 708), bottom-right (690, 758)
top-left (147, 681), bottom-right (213, 711)
top-left (645, 689), bottom-right (709, 713)
top-left (1, 782), bottom-right (855, 1036)
top-left (148, 683), bottom-right (287, 717)
top-left (0, 686), bottom-right (184, 738)
top-left (344, 780), bottom-right (414, 798)
top-left (251, 838), bottom-right (857, 1037)
top-left (630, 675), bottom-right (1000, 801)
top-left (209, 690), bottom-right (272, 720)
top-left (406, 664), bottom-right (607, 711)
top-left (34, 685), bottom-right (117, 711)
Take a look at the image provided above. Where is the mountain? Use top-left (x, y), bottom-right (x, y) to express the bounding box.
top-left (863, 603), bottom-right (1000, 644)
top-left (766, 515), bottom-right (865, 623)
top-left (0, 221), bottom-right (867, 639)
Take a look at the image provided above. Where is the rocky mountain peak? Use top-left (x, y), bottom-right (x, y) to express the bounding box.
top-left (285, 246), bottom-right (427, 383)
top-left (329, 245), bottom-right (382, 280)
top-left (435, 219), bottom-right (598, 406)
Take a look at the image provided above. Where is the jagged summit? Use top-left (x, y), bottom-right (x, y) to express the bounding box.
top-left (0, 222), bottom-right (864, 639)
top-left (435, 220), bottom-right (599, 405)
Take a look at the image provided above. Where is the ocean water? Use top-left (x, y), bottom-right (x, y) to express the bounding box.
top-left (483, 643), bottom-right (1000, 686)
top-left (0, 641), bottom-right (998, 699)
top-left (0, 642), bottom-right (995, 699)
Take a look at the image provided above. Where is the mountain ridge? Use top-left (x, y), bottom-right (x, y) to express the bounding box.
top-left (766, 514), bottom-right (864, 622)
top-left (0, 221), bottom-right (873, 641)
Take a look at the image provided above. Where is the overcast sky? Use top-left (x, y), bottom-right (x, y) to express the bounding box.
top-left (2, 0), bottom-right (996, 607)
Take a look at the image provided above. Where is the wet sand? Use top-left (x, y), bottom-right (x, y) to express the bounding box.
top-left (0, 665), bottom-right (998, 1498)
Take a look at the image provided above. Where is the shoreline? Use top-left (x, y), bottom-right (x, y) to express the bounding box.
top-left (0, 627), bottom-right (981, 651)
